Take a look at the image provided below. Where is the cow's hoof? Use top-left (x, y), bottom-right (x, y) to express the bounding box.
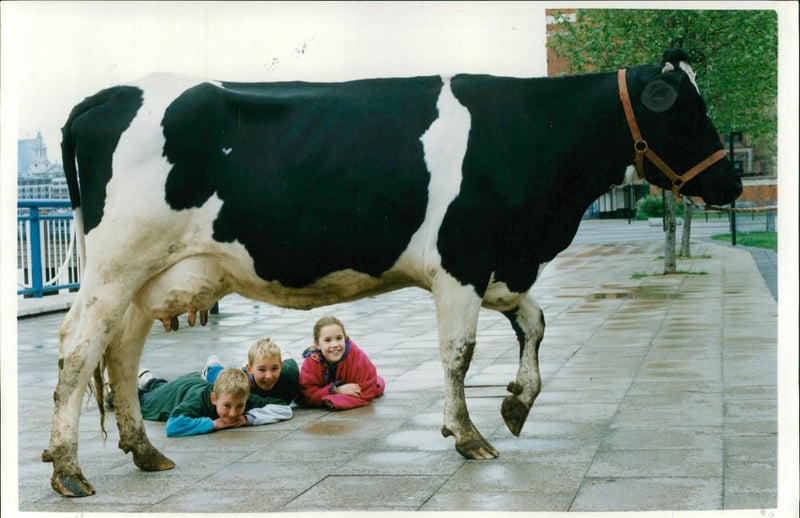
top-left (455, 436), bottom-right (499, 460)
top-left (51, 471), bottom-right (95, 497)
top-left (501, 394), bottom-right (531, 437)
top-left (443, 425), bottom-right (498, 459)
top-left (133, 449), bottom-right (175, 472)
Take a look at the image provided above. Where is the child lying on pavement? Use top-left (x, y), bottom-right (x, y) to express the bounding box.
top-left (299, 315), bottom-right (385, 410)
top-left (133, 367), bottom-right (292, 436)
top-left (201, 337), bottom-right (299, 404)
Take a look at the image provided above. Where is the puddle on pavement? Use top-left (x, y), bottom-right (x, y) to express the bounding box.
top-left (558, 285), bottom-right (681, 301)
top-left (302, 421), bottom-right (358, 435)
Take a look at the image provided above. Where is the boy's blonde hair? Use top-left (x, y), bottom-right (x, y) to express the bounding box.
top-left (313, 315), bottom-right (347, 343)
top-left (248, 337), bottom-right (282, 366)
top-left (212, 368), bottom-right (250, 399)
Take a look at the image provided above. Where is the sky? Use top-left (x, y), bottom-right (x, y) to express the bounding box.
top-left (4, 2), bottom-right (548, 162)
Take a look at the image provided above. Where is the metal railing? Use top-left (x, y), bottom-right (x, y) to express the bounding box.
top-left (17, 199), bottom-right (81, 298)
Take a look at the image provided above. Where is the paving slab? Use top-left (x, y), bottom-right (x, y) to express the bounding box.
top-left (571, 477), bottom-right (723, 512)
top-left (283, 474), bottom-right (448, 511)
top-left (9, 219), bottom-right (784, 513)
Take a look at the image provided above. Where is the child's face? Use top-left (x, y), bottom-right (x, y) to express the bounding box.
top-left (210, 391), bottom-right (247, 425)
top-left (317, 324), bottom-right (346, 363)
top-left (246, 355), bottom-right (282, 392)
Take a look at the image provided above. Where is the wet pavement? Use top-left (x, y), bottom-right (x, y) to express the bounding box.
top-left (12, 219), bottom-right (781, 513)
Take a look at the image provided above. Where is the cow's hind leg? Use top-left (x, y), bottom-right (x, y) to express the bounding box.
top-left (433, 275), bottom-right (498, 460)
top-left (500, 295), bottom-right (544, 436)
top-left (44, 286), bottom-right (130, 497)
top-left (106, 303), bottom-right (174, 472)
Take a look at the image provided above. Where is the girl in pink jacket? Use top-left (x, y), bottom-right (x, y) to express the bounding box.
top-left (299, 316), bottom-right (385, 410)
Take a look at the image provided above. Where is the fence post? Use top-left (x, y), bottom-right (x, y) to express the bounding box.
top-left (729, 131), bottom-right (738, 246)
top-left (766, 210), bottom-right (775, 232)
top-left (18, 199), bottom-right (78, 298)
top-left (29, 206), bottom-right (44, 298)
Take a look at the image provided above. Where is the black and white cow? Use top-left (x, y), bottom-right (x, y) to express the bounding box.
top-left (44, 49), bottom-right (741, 496)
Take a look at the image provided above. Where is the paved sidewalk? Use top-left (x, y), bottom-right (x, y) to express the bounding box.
top-left (14, 223), bottom-right (780, 512)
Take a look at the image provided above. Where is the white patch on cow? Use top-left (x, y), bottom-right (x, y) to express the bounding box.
top-left (430, 269), bottom-right (482, 438)
top-left (663, 61), bottom-right (700, 95)
top-left (222, 147), bottom-right (233, 155)
top-left (394, 76), bottom-right (471, 284)
top-left (434, 270), bottom-right (481, 344)
top-left (678, 61), bottom-right (700, 94)
top-left (615, 165), bottom-right (643, 187)
top-left (241, 269), bottom-right (400, 310)
top-left (95, 74), bottom-right (207, 265)
top-left (135, 255), bottom-right (230, 318)
top-left (73, 208), bottom-right (86, 275)
top-left (483, 275), bottom-right (526, 312)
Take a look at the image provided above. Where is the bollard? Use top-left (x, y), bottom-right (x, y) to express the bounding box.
top-left (29, 207), bottom-right (45, 298)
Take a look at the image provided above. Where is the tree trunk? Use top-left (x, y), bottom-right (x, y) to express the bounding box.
top-left (679, 197), bottom-right (693, 257)
top-left (664, 191), bottom-right (677, 274)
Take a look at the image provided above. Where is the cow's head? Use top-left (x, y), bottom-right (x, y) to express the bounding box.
top-left (628, 49), bottom-right (742, 206)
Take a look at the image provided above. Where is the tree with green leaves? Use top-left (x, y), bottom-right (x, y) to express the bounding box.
top-left (549, 9), bottom-right (777, 267)
top-left (549, 9), bottom-right (777, 156)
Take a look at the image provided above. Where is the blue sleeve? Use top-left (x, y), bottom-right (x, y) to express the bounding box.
top-left (205, 364), bottom-right (224, 384)
top-left (165, 415), bottom-right (214, 437)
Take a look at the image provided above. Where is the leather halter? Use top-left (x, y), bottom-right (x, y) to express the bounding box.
top-left (617, 69), bottom-right (727, 198)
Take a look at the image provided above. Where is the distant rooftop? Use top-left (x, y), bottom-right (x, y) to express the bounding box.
top-left (18, 131), bottom-right (63, 177)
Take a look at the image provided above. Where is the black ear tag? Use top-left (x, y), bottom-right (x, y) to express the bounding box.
top-left (641, 80), bottom-right (678, 113)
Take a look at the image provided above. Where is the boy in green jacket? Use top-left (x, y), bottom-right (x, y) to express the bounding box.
top-left (135, 367), bottom-right (292, 437)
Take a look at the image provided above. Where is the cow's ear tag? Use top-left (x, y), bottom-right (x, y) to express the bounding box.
top-left (641, 80), bottom-right (678, 113)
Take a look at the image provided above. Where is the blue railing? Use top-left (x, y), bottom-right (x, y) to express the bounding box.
top-left (17, 199), bottom-right (80, 298)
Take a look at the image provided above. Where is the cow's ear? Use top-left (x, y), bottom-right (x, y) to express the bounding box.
top-left (641, 78), bottom-right (678, 113)
top-left (661, 48), bottom-right (691, 68)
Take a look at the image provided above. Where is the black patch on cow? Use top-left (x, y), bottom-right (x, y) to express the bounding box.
top-left (62, 86), bottom-right (144, 233)
top-left (162, 77), bottom-right (441, 287)
top-left (444, 73), bottom-right (631, 295)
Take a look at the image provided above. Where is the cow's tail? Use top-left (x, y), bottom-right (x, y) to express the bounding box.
top-left (61, 88), bottom-right (123, 276)
top-left (63, 108), bottom-right (88, 276)
top-left (61, 104), bottom-right (87, 276)
top-left (90, 359), bottom-right (108, 443)
top-left (61, 93), bottom-right (114, 437)
top-left (60, 106), bottom-right (81, 212)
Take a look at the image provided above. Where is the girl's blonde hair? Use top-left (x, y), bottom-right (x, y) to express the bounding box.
top-left (212, 367), bottom-right (250, 399)
top-left (248, 337), bottom-right (282, 365)
top-left (313, 315), bottom-right (347, 343)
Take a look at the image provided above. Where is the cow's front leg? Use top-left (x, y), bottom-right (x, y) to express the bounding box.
top-left (106, 304), bottom-right (174, 472)
top-left (433, 275), bottom-right (497, 460)
top-left (500, 294), bottom-right (544, 436)
top-left (43, 288), bottom-right (129, 497)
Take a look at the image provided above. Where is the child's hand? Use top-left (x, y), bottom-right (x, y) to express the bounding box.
top-left (213, 415), bottom-right (247, 430)
top-left (336, 383), bottom-right (362, 396)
